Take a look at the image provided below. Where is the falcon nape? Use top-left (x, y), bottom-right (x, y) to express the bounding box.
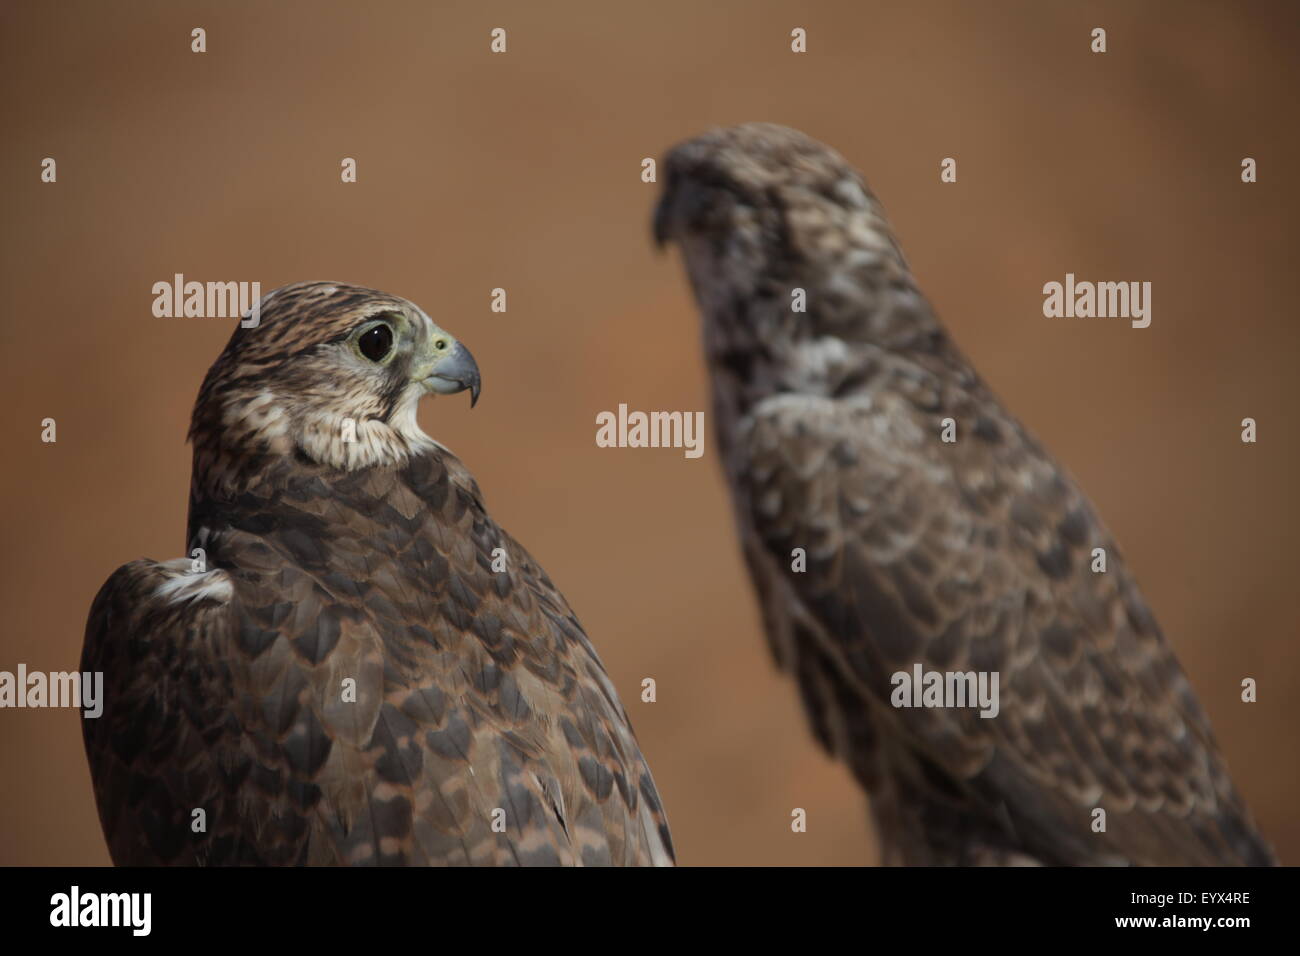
top-left (654, 123), bottom-right (1274, 867)
top-left (81, 282), bottom-right (674, 866)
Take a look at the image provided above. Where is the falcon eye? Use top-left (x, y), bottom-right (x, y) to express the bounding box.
top-left (434, 339), bottom-right (448, 351)
top-left (357, 323), bottom-right (394, 362)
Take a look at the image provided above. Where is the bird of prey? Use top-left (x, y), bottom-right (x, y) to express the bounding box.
top-left (654, 123), bottom-right (1273, 866)
top-left (81, 281), bottom-right (673, 866)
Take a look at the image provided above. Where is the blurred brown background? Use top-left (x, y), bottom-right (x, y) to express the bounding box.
top-left (1, 0), bottom-right (1296, 866)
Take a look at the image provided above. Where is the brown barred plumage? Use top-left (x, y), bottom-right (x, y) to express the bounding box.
top-left (82, 282), bottom-right (673, 866)
top-left (655, 124), bottom-right (1272, 866)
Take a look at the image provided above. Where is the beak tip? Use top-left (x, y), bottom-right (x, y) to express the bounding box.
top-left (423, 340), bottom-right (482, 408)
top-left (652, 195), bottom-right (672, 249)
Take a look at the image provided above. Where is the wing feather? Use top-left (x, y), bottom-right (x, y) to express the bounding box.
top-left (732, 382), bottom-right (1271, 865)
top-left (82, 451), bottom-right (673, 866)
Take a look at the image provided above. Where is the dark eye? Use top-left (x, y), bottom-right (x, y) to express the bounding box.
top-left (358, 324), bottom-right (393, 362)
top-left (434, 339), bottom-right (448, 351)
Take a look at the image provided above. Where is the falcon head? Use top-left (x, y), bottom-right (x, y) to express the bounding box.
top-left (654, 123), bottom-right (937, 374)
top-left (189, 282), bottom-right (480, 489)
top-left (653, 123), bottom-right (878, 299)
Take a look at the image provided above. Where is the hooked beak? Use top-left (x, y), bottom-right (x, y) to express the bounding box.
top-left (423, 340), bottom-right (481, 407)
top-left (652, 182), bottom-right (675, 248)
top-left (653, 172), bottom-right (702, 249)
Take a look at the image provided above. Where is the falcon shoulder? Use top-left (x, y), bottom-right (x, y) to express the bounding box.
top-left (82, 450), bottom-right (673, 866)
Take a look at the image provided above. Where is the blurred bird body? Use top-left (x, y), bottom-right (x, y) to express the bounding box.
top-left (656, 124), bottom-right (1273, 866)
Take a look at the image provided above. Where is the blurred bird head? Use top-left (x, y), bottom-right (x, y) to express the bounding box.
top-left (654, 123), bottom-right (869, 298)
top-left (654, 123), bottom-right (937, 366)
top-left (189, 281), bottom-right (480, 486)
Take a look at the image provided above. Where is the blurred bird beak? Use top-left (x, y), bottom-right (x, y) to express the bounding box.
top-left (423, 340), bottom-right (481, 407)
top-left (652, 186), bottom-right (675, 248)
top-left (653, 174), bottom-right (699, 249)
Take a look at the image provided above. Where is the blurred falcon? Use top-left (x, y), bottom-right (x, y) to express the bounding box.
top-left (82, 281), bottom-right (673, 866)
top-left (654, 123), bottom-right (1274, 866)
